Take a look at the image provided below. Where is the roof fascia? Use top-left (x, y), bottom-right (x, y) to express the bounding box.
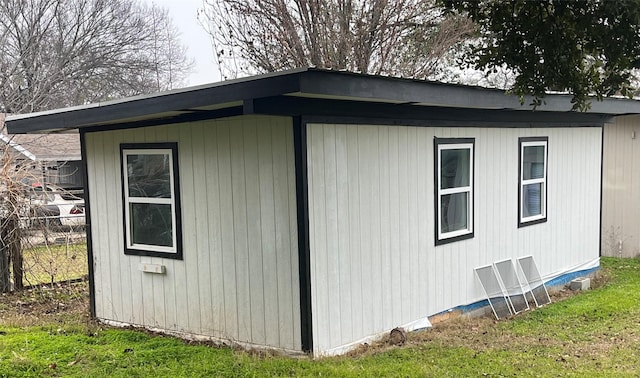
top-left (7, 68), bottom-right (640, 134)
top-left (6, 71), bottom-right (303, 133)
top-left (246, 96), bottom-right (612, 127)
top-left (299, 69), bottom-right (640, 114)
top-left (76, 106), bottom-right (244, 134)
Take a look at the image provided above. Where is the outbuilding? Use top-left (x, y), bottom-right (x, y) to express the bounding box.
top-left (7, 69), bottom-right (639, 356)
top-left (602, 115), bottom-right (640, 258)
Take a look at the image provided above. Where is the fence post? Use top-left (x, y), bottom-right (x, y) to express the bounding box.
top-left (0, 218), bottom-right (10, 292)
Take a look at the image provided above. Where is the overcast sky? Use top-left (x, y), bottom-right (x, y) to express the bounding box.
top-left (147, 0), bottom-right (221, 87)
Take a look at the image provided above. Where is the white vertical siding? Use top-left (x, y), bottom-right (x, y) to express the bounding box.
top-left (602, 116), bottom-right (640, 257)
top-left (307, 124), bottom-right (601, 354)
top-left (85, 115), bottom-right (301, 351)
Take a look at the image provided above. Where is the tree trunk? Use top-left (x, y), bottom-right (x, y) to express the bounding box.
top-left (0, 222), bottom-right (10, 292)
top-left (7, 216), bottom-right (23, 290)
top-left (2, 189), bottom-right (23, 290)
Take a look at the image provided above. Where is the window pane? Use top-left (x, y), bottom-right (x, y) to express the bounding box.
top-left (523, 146), bottom-right (545, 180)
top-left (130, 203), bottom-right (173, 247)
top-left (523, 183), bottom-right (542, 217)
top-left (441, 148), bottom-right (470, 189)
top-left (127, 154), bottom-right (171, 198)
top-left (441, 192), bottom-right (468, 233)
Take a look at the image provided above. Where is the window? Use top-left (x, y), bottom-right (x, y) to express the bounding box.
top-left (518, 137), bottom-right (547, 227)
top-left (121, 143), bottom-right (182, 259)
top-left (435, 138), bottom-right (474, 245)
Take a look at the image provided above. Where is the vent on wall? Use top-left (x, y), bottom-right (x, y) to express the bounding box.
top-left (139, 263), bottom-right (166, 274)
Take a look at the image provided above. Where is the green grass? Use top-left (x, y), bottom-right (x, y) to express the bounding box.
top-left (1, 257), bottom-right (640, 377)
top-left (21, 242), bottom-right (88, 286)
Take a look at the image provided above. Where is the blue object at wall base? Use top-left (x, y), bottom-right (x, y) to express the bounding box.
top-left (432, 265), bottom-right (600, 317)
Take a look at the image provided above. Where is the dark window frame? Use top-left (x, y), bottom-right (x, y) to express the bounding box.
top-left (518, 137), bottom-right (548, 228)
top-left (120, 142), bottom-right (183, 259)
top-left (434, 137), bottom-right (475, 246)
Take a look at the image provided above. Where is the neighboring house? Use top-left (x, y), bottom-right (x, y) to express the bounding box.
top-left (0, 114), bottom-right (83, 187)
top-left (602, 115), bottom-right (640, 257)
top-left (7, 68), bottom-right (640, 356)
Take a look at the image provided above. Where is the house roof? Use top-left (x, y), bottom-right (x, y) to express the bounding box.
top-left (7, 68), bottom-right (640, 134)
top-left (0, 114), bottom-right (80, 161)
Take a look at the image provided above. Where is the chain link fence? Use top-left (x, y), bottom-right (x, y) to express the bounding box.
top-left (0, 126), bottom-right (87, 292)
top-left (0, 185), bottom-right (88, 292)
top-left (21, 227), bottom-right (88, 287)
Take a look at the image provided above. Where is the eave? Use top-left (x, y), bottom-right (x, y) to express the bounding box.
top-left (7, 68), bottom-right (640, 134)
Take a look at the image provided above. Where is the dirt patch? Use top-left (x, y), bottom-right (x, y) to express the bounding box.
top-left (351, 271), bottom-right (613, 358)
top-left (0, 281), bottom-right (90, 327)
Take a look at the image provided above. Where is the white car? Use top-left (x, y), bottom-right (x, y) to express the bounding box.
top-left (29, 183), bottom-right (85, 228)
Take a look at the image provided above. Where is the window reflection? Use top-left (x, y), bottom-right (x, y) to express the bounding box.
top-left (127, 154), bottom-right (171, 198)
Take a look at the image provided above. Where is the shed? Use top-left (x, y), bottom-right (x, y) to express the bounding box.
top-left (7, 68), bottom-right (640, 356)
top-left (602, 115), bottom-right (640, 257)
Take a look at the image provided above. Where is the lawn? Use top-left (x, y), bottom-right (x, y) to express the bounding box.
top-left (0, 257), bottom-right (639, 377)
top-left (20, 238), bottom-right (88, 287)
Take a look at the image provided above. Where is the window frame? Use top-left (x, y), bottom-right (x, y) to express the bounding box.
top-left (120, 142), bottom-right (183, 259)
top-left (434, 138), bottom-right (475, 245)
top-left (518, 137), bottom-right (548, 228)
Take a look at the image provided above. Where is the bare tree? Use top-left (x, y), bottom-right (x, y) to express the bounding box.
top-left (0, 125), bottom-right (30, 291)
top-left (200, 0), bottom-right (475, 80)
top-left (0, 0), bottom-right (193, 114)
top-left (140, 3), bottom-right (194, 93)
top-left (429, 40), bottom-right (517, 90)
top-left (0, 113), bottom-right (90, 292)
top-left (0, 1), bottom-right (193, 292)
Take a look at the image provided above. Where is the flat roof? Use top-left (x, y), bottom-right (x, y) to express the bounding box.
top-left (7, 68), bottom-right (640, 133)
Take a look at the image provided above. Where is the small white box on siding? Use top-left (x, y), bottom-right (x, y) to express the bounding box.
top-left (139, 263), bottom-right (166, 274)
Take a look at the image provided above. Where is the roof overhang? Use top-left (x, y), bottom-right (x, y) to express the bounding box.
top-left (7, 68), bottom-right (640, 134)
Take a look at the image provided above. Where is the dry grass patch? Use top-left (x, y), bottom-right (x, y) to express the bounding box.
top-left (353, 269), bottom-right (615, 358)
top-left (0, 281), bottom-right (90, 328)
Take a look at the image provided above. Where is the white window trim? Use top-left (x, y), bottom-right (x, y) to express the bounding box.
top-left (122, 147), bottom-right (179, 254)
top-left (436, 141), bottom-right (474, 242)
top-left (519, 139), bottom-right (547, 225)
